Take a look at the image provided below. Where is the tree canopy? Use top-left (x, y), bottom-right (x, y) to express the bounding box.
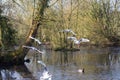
top-left (1, 0), bottom-right (120, 64)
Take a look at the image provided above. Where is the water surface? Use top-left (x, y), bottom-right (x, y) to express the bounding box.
top-left (1, 46), bottom-right (120, 80)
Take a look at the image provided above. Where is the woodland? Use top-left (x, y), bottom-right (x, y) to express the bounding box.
top-left (0, 0), bottom-right (120, 64)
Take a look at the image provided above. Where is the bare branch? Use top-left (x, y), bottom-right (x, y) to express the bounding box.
top-left (49, 0), bottom-right (59, 7)
top-left (12, 0), bottom-right (26, 11)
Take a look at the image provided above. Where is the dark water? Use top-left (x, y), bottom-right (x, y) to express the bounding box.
top-left (1, 46), bottom-right (120, 80)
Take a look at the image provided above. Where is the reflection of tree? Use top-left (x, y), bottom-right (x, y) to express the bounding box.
top-left (108, 47), bottom-right (120, 67)
top-left (56, 48), bottom-right (120, 74)
top-left (60, 52), bottom-right (68, 65)
top-left (23, 47), bottom-right (120, 78)
top-left (59, 51), bottom-right (74, 66)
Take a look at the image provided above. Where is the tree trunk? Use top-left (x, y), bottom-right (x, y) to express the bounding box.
top-left (0, 0), bottom-right (49, 65)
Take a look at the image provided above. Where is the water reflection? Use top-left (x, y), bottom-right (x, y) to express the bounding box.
top-left (0, 65), bottom-right (34, 80)
top-left (1, 47), bottom-right (120, 80)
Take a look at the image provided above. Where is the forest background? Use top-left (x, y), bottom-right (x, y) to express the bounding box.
top-left (0, 0), bottom-right (120, 51)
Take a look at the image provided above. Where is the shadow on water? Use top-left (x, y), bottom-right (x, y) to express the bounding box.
top-left (1, 46), bottom-right (120, 80)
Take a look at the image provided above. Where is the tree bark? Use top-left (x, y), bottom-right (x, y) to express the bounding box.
top-left (0, 0), bottom-right (49, 65)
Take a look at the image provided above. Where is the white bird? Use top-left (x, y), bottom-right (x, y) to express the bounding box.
top-left (60, 29), bottom-right (76, 35)
top-left (78, 68), bottom-right (84, 73)
top-left (67, 36), bottom-right (77, 41)
top-left (29, 36), bottom-right (42, 45)
top-left (1, 70), bottom-right (23, 80)
top-left (37, 61), bottom-right (47, 70)
top-left (40, 71), bottom-right (52, 80)
top-left (37, 60), bottom-right (52, 80)
top-left (67, 36), bottom-right (90, 45)
top-left (22, 46), bottom-right (44, 54)
top-left (1, 70), bottom-right (7, 80)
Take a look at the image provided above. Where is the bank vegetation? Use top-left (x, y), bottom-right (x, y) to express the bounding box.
top-left (0, 0), bottom-right (120, 64)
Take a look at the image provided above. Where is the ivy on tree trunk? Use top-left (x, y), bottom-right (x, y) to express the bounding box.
top-left (0, 0), bottom-right (49, 64)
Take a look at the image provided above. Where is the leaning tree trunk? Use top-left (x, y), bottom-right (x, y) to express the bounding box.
top-left (0, 0), bottom-right (49, 65)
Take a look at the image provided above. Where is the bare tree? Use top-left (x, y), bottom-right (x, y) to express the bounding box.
top-left (91, 0), bottom-right (120, 44)
top-left (0, 0), bottom-right (50, 64)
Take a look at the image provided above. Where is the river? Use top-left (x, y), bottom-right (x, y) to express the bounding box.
top-left (1, 46), bottom-right (120, 80)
